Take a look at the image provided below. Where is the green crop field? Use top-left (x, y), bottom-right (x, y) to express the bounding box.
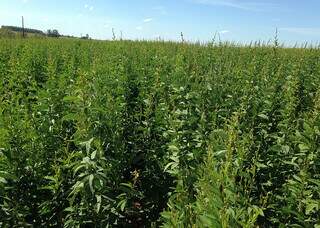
top-left (0, 38), bottom-right (319, 227)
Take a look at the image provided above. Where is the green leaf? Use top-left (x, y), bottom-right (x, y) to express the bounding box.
top-left (256, 162), bottom-right (268, 169)
top-left (69, 181), bottom-right (84, 198)
top-left (214, 150), bottom-right (226, 157)
top-left (91, 150), bottom-right (97, 160)
top-left (63, 95), bottom-right (82, 103)
top-left (64, 207), bottom-right (75, 212)
top-left (292, 175), bottom-right (302, 183)
top-left (80, 138), bottom-right (94, 154)
top-left (44, 176), bottom-right (57, 182)
top-left (117, 199), bottom-right (127, 212)
top-left (306, 202), bottom-right (318, 215)
top-left (258, 113), bottom-right (269, 120)
top-left (164, 162), bottom-right (177, 172)
top-left (120, 182), bottom-right (133, 189)
top-left (283, 161), bottom-right (300, 169)
top-left (73, 164), bottom-right (86, 176)
top-left (0, 177), bottom-right (7, 184)
top-left (199, 215), bottom-right (213, 226)
top-left (168, 145), bottom-right (179, 152)
top-left (0, 171), bottom-right (16, 180)
top-left (298, 144), bottom-right (309, 153)
top-left (96, 195), bottom-right (102, 213)
top-left (89, 174), bottom-right (94, 194)
top-left (62, 113), bottom-right (78, 121)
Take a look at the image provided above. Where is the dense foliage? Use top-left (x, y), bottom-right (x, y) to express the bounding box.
top-left (0, 38), bottom-right (319, 227)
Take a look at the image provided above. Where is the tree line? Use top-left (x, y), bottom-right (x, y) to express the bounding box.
top-left (1, 25), bottom-right (91, 39)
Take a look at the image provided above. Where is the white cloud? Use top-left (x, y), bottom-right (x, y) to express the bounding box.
top-left (136, 26), bottom-right (143, 30)
top-left (22, 0), bottom-right (29, 3)
top-left (84, 4), bottom-right (89, 8)
top-left (189, 0), bottom-right (279, 11)
top-left (219, 30), bottom-right (230, 34)
top-left (89, 6), bottom-right (94, 11)
top-left (143, 18), bottom-right (153, 23)
top-left (279, 27), bottom-right (320, 36)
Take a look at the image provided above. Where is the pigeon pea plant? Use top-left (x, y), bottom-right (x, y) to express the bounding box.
top-left (0, 38), bottom-right (319, 227)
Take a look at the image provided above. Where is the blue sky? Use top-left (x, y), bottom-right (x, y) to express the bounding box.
top-left (0, 0), bottom-right (319, 44)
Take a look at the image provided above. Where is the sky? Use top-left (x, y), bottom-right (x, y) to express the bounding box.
top-left (0, 0), bottom-right (320, 44)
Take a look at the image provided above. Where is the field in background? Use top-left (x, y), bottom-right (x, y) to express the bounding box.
top-left (0, 38), bottom-right (319, 227)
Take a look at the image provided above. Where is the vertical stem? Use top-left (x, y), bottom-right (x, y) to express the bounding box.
top-left (22, 16), bottom-right (25, 38)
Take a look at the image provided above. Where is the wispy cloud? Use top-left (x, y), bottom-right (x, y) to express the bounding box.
top-left (219, 30), bottom-right (230, 34)
top-left (143, 18), bottom-right (153, 23)
top-left (279, 27), bottom-right (320, 36)
top-left (189, 0), bottom-right (279, 11)
top-left (136, 26), bottom-right (143, 30)
top-left (22, 0), bottom-right (29, 3)
top-left (152, 6), bottom-right (167, 15)
top-left (84, 4), bottom-right (94, 11)
top-left (104, 20), bottom-right (112, 28)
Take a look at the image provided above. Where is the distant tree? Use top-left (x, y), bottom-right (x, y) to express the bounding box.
top-left (1, 25), bottom-right (44, 35)
top-left (81, 34), bottom-right (90, 39)
top-left (47, 29), bottom-right (60, 37)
